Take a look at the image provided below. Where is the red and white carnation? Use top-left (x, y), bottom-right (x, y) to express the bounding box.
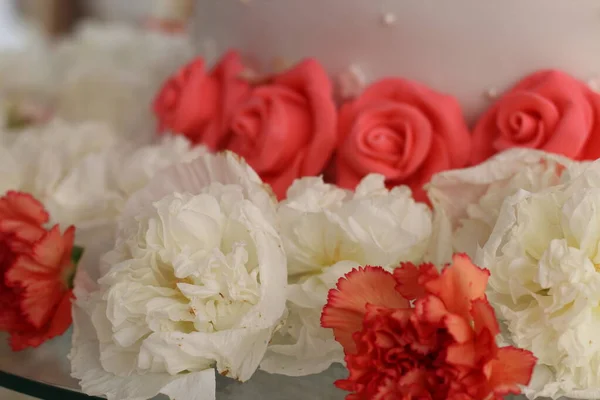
top-left (322, 254), bottom-right (536, 400)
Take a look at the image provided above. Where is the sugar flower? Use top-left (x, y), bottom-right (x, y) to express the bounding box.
top-left (478, 159), bottom-right (600, 399)
top-left (427, 148), bottom-right (578, 265)
top-left (70, 152), bottom-right (287, 400)
top-left (322, 255), bottom-right (536, 400)
top-left (260, 175), bottom-right (431, 376)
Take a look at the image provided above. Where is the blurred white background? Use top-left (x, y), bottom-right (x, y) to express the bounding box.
top-left (0, 10), bottom-right (29, 399)
top-left (0, 0), bottom-right (27, 49)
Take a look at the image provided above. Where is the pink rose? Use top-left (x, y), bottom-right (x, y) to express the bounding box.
top-left (471, 69), bottom-right (600, 164)
top-left (225, 59), bottom-right (337, 199)
top-left (335, 78), bottom-right (471, 202)
top-left (153, 51), bottom-right (250, 150)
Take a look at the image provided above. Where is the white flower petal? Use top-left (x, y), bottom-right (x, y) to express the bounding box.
top-left (72, 152), bottom-right (286, 400)
top-left (261, 175), bottom-right (431, 376)
top-left (427, 148), bottom-right (576, 265)
top-left (71, 280), bottom-right (214, 400)
top-left (478, 159), bottom-right (600, 399)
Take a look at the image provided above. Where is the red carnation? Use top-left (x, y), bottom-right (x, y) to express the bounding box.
top-left (0, 191), bottom-right (82, 350)
top-left (321, 254), bottom-right (536, 400)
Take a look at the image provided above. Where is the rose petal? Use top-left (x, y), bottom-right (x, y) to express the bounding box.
top-left (274, 59), bottom-right (337, 177)
top-left (543, 102), bottom-right (592, 157)
top-left (349, 78), bottom-right (470, 168)
top-left (397, 134), bottom-right (451, 203)
top-left (230, 86), bottom-right (310, 174)
top-left (494, 92), bottom-right (559, 150)
top-left (347, 102), bottom-right (433, 179)
top-left (472, 70), bottom-right (600, 163)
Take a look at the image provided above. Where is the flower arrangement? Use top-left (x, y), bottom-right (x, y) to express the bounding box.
top-left (154, 53), bottom-right (600, 204)
top-left (4, 25), bottom-right (600, 399)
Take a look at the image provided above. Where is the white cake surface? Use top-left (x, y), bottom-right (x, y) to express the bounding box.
top-left (194, 0), bottom-right (600, 122)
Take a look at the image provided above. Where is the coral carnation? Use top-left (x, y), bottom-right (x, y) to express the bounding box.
top-left (0, 191), bottom-right (81, 350)
top-left (321, 254), bottom-right (536, 400)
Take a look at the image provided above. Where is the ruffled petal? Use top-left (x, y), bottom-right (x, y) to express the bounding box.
top-left (393, 261), bottom-right (439, 301)
top-left (321, 266), bottom-right (408, 354)
top-left (484, 347), bottom-right (537, 397)
top-left (470, 298), bottom-right (500, 337)
top-left (0, 191), bottom-right (49, 225)
top-left (5, 226), bottom-right (74, 328)
top-left (424, 254), bottom-right (489, 319)
top-left (9, 290), bottom-right (73, 351)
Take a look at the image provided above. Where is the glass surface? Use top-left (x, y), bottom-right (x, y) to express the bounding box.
top-left (0, 331), bottom-right (533, 400)
top-left (0, 331), bottom-right (348, 399)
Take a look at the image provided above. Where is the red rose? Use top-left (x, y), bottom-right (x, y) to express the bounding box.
top-left (224, 59), bottom-right (337, 199)
top-left (471, 70), bottom-right (600, 164)
top-left (335, 79), bottom-right (471, 203)
top-left (321, 254), bottom-right (536, 400)
top-left (0, 191), bottom-right (80, 350)
top-left (153, 51), bottom-right (250, 150)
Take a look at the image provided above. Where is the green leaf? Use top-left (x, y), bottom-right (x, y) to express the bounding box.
top-left (71, 245), bottom-right (85, 266)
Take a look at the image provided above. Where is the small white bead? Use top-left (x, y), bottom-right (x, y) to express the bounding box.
top-left (382, 12), bottom-right (397, 26)
top-left (337, 64), bottom-right (367, 100)
top-left (485, 88), bottom-right (499, 99)
top-left (587, 78), bottom-right (600, 92)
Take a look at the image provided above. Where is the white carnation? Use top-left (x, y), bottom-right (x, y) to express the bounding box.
top-left (53, 22), bottom-right (194, 142)
top-left (0, 119), bottom-right (117, 204)
top-left (0, 36), bottom-right (57, 106)
top-left (0, 22), bottom-right (194, 141)
top-left (427, 149), bottom-right (578, 265)
top-left (0, 120), bottom-right (207, 281)
top-left (477, 160), bottom-right (600, 399)
top-left (260, 174), bottom-right (431, 376)
top-left (70, 152), bottom-right (287, 400)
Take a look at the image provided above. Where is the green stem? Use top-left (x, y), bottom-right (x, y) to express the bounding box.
top-left (67, 245), bottom-right (85, 288)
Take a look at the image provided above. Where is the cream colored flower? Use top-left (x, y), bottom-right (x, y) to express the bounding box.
top-left (0, 119), bottom-right (117, 204)
top-left (53, 22), bottom-right (194, 142)
top-left (70, 152), bottom-right (287, 400)
top-left (427, 149), bottom-right (578, 265)
top-left (261, 175), bottom-right (431, 376)
top-left (0, 120), bottom-right (207, 282)
top-left (478, 160), bottom-right (600, 399)
top-left (0, 22), bottom-right (194, 141)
